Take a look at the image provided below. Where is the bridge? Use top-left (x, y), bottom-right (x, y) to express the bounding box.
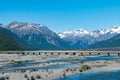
top-left (2, 51), bottom-right (120, 56)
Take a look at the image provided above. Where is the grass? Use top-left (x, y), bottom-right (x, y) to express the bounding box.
top-left (0, 51), bottom-right (9, 54)
top-left (0, 51), bottom-right (25, 54)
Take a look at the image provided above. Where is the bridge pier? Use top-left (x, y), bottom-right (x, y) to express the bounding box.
top-left (118, 53), bottom-right (120, 56)
top-left (51, 52), bottom-right (53, 55)
top-left (22, 52), bottom-right (25, 55)
top-left (89, 52), bottom-right (91, 55)
top-left (108, 53), bottom-right (110, 56)
top-left (27, 52), bottom-right (29, 55)
top-left (65, 52), bottom-right (68, 55)
top-left (58, 52), bottom-right (60, 55)
top-left (81, 52), bottom-right (83, 56)
top-left (73, 52), bottom-right (76, 55)
top-left (33, 52), bottom-right (35, 55)
top-left (98, 53), bottom-right (100, 55)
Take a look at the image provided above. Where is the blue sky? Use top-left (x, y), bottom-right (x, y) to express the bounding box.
top-left (0, 0), bottom-right (120, 32)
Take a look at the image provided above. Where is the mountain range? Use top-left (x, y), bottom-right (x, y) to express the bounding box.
top-left (58, 26), bottom-right (120, 48)
top-left (0, 21), bottom-right (120, 50)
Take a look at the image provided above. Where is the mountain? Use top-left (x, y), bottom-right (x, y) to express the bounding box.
top-left (58, 26), bottom-right (120, 48)
top-left (89, 34), bottom-right (120, 48)
top-left (0, 25), bottom-right (29, 50)
top-left (5, 21), bottom-right (70, 50)
top-left (2, 21), bottom-right (120, 50)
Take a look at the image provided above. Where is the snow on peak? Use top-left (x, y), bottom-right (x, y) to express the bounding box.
top-left (58, 26), bottom-right (120, 39)
top-left (58, 26), bottom-right (120, 47)
top-left (4, 21), bottom-right (54, 38)
top-left (6, 21), bottom-right (46, 31)
top-left (6, 21), bottom-right (58, 38)
top-left (110, 26), bottom-right (120, 34)
top-left (58, 29), bottom-right (94, 38)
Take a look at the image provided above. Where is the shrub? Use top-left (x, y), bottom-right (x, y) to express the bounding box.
top-left (31, 76), bottom-right (35, 80)
top-left (27, 78), bottom-right (30, 80)
top-left (63, 72), bottom-right (66, 77)
top-left (21, 69), bottom-right (26, 73)
top-left (15, 61), bottom-right (22, 64)
top-left (24, 74), bottom-right (28, 78)
top-left (10, 60), bottom-right (22, 64)
top-left (81, 65), bottom-right (91, 71)
top-left (79, 69), bottom-right (83, 72)
top-left (36, 74), bottom-right (41, 79)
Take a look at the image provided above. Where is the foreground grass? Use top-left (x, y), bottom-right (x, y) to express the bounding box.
top-left (0, 51), bottom-right (25, 54)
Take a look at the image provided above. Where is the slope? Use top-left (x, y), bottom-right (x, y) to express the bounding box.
top-left (0, 26), bottom-right (29, 50)
top-left (89, 34), bottom-right (120, 48)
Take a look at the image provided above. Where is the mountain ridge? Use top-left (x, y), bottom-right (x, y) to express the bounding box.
top-left (89, 34), bottom-right (120, 48)
top-left (1, 21), bottom-right (120, 50)
top-left (5, 21), bottom-right (71, 50)
top-left (58, 26), bottom-right (120, 48)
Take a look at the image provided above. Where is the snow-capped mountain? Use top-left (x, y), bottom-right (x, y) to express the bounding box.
top-left (5, 21), bottom-right (69, 50)
top-left (58, 26), bottom-right (120, 48)
top-left (2, 21), bottom-right (120, 49)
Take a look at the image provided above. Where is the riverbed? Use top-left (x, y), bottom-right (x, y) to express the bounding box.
top-left (0, 52), bottom-right (120, 80)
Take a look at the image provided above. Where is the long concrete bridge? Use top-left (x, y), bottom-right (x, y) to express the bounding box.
top-left (2, 51), bottom-right (120, 56)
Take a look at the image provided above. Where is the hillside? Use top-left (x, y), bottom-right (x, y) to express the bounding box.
top-left (6, 21), bottom-right (71, 50)
top-left (0, 26), bottom-right (29, 50)
top-left (89, 34), bottom-right (120, 48)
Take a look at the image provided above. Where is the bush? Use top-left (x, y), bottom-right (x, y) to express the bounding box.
top-left (36, 74), bottom-right (41, 79)
top-left (31, 76), bottom-right (35, 80)
top-left (15, 61), bottom-right (22, 64)
top-left (81, 65), bottom-right (91, 71)
top-left (24, 74), bottom-right (28, 78)
top-left (10, 60), bottom-right (22, 64)
top-left (63, 72), bottom-right (66, 77)
top-left (21, 69), bottom-right (26, 73)
top-left (79, 69), bottom-right (83, 72)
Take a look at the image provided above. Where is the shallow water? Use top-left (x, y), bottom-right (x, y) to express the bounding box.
top-left (47, 58), bottom-right (71, 63)
top-left (0, 57), bottom-right (74, 72)
top-left (0, 63), bottom-right (79, 72)
top-left (79, 55), bottom-right (119, 62)
top-left (54, 55), bottom-right (120, 80)
top-left (54, 70), bottom-right (120, 80)
top-left (0, 55), bottom-right (119, 72)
